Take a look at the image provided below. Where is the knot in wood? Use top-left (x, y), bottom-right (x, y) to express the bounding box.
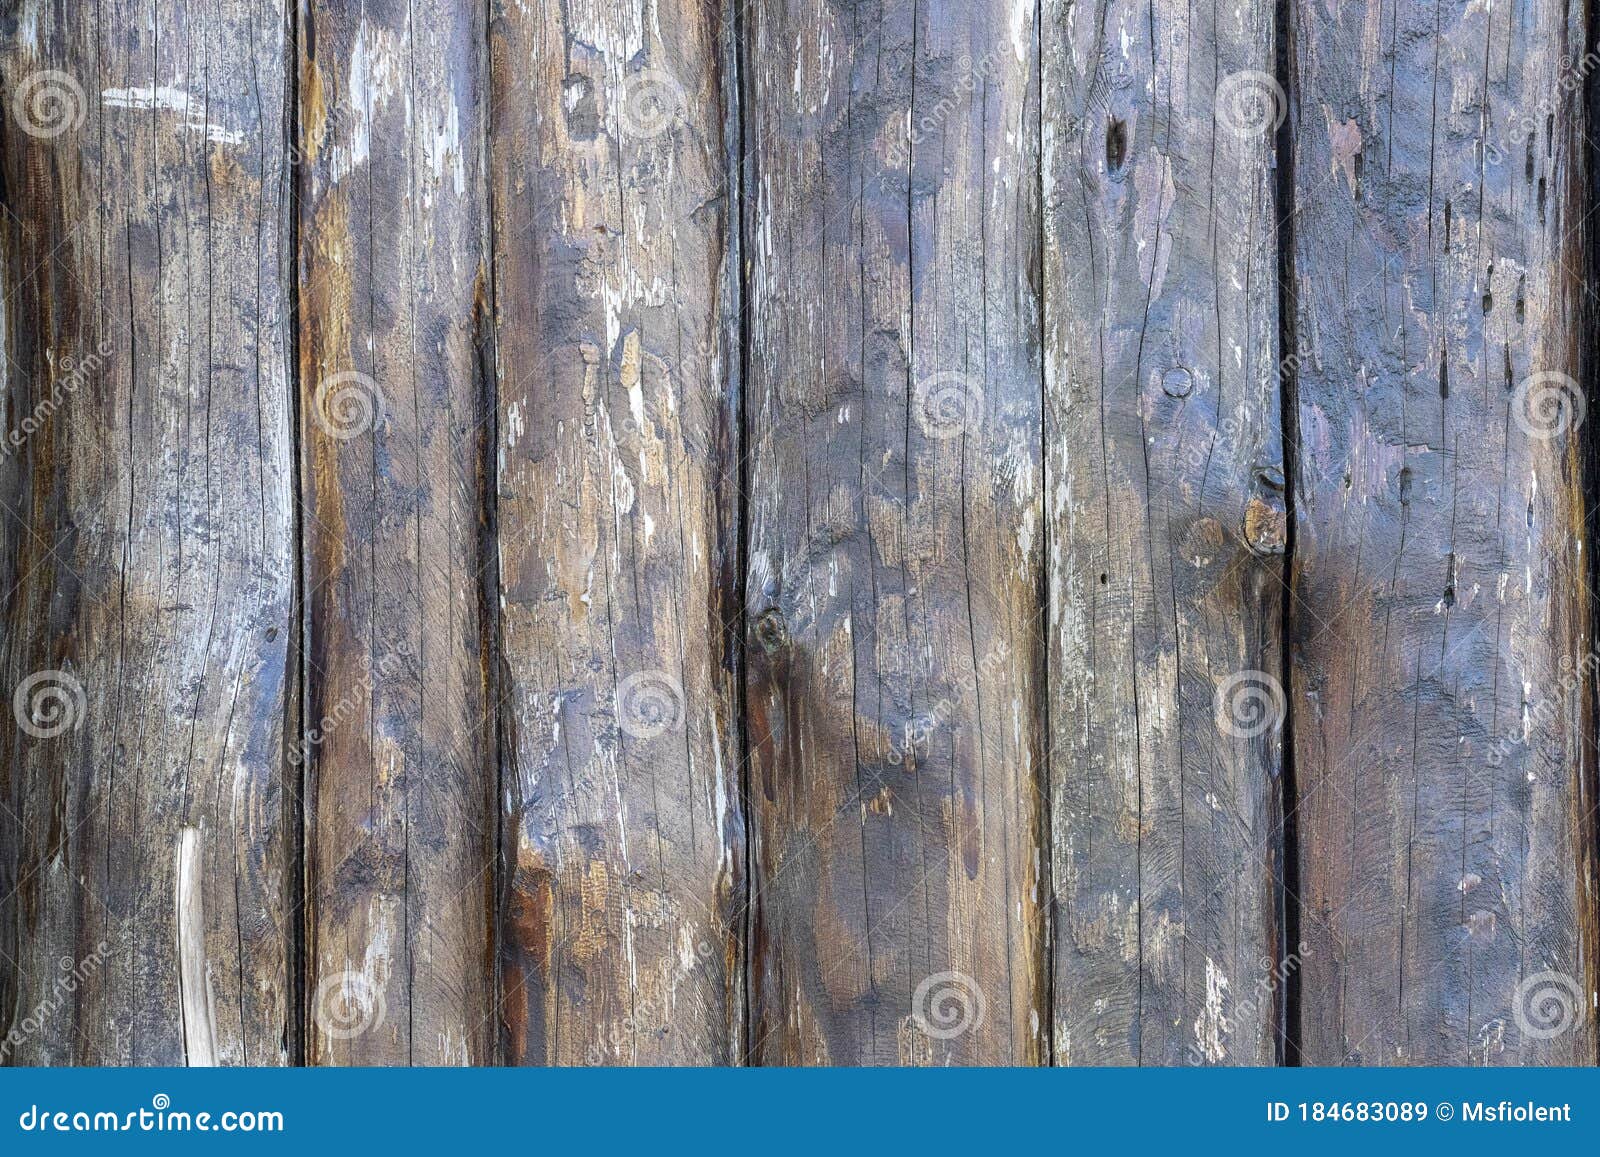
top-left (1242, 494), bottom-right (1287, 556)
top-left (754, 609), bottom-right (789, 653)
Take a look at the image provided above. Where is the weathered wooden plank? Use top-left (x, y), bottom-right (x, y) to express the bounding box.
top-left (298, 0), bottom-right (495, 1064)
top-left (0, 0), bottom-right (296, 1063)
top-left (489, 0), bottom-right (744, 1064)
top-left (1043, 0), bottom-right (1286, 1064)
top-left (1289, 0), bottom-right (1598, 1063)
top-left (743, 0), bottom-right (1045, 1065)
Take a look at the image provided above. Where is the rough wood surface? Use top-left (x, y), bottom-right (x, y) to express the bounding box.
top-left (4, 0), bottom-right (1600, 1071)
top-left (0, 0), bottom-right (296, 1063)
top-left (489, 0), bottom-right (745, 1065)
top-left (743, 0), bottom-right (1046, 1065)
top-left (1288, 0), bottom-right (1599, 1063)
top-left (298, 0), bottom-right (495, 1065)
top-left (1043, 0), bottom-right (1287, 1065)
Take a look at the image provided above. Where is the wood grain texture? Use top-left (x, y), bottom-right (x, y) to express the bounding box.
top-left (489, 0), bottom-right (745, 1065)
top-left (298, 0), bottom-right (495, 1065)
top-left (743, 0), bottom-right (1046, 1065)
top-left (1288, 0), bottom-right (1598, 1064)
top-left (5, 0), bottom-right (1600, 1072)
top-left (0, 0), bottom-right (296, 1063)
top-left (1042, 0), bottom-right (1287, 1065)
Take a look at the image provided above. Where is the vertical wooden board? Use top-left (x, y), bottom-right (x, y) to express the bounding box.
top-left (489, 0), bottom-right (745, 1064)
top-left (744, 0), bottom-right (1045, 1065)
top-left (299, 0), bottom-right (495, 1064)
top-left (0, 0), bottom-right (296, 1063)
top-left (0, 64), bottom-right (12, 1042)
top-left (1289, 0), bottom-right (1598, 1063)
top-left (1043, 0), bottom-right (1286, 1064)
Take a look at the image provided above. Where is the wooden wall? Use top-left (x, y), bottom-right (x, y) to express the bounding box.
top-left (0, 0), bottom-right (1595, 1065)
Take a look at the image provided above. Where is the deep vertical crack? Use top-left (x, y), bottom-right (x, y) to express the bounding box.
top-left (1273, 0), bottom-right (1304, 1068)
top-left (478, 0), bottom-right (505, 1067)
top-left (732, 0), bottom-right (754, 1068)
top-left (286, 0), bottom-right (308, 1068)
top-left (1034, 0), bottom-right (1055, 1069)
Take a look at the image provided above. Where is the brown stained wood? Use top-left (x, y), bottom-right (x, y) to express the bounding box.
top-left (744, 0), bottom-right (1046, 1065)
top-left (489, 0), bottom-right (745, 1064)
top-left (1289, 0), bottom-right (1599, 1064)
top-left (0, 0), bottom-right (296, 1063)
top-left (1043, 0), bottom-right (1286, 1064)
top-left (4, 0), bottom-right (1600, 1074)
top-left (299, 0), bottom-right (495, 1064)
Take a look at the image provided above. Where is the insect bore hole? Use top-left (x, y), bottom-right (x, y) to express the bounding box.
top-left (1105, 118), bottom-right (1127, 174)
